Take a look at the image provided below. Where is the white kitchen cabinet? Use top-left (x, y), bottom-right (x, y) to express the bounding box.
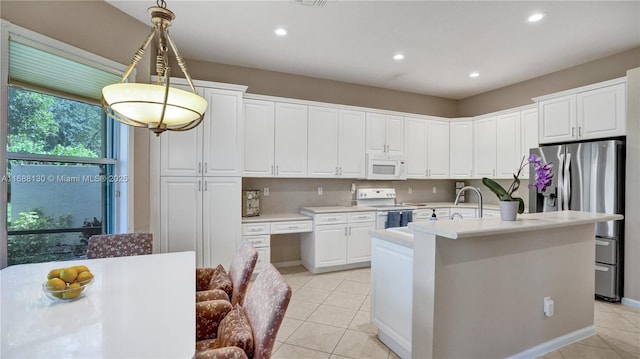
top-left (495, 112), bottom-right (521, 178)
top-left (537, 79), bottom-right (626, 144)
top-left (449, 119), bottom-right (474, 178)
top-left (300, 211), bottom-right (375, 273)
top-left (243, 99), bottom-right (275, 177)
top-left (243, 100), bottom-right (308, 177)
top-left (520, 108), bottom-right (539, 160)
top-left (405, 117), bottom-right (450, 179)
top-left (427, 120), bottom-right (450, 178)
top-left (241, 223), bottom-right (271, 274)
top-left (307, 106), bottom-right (339, 177)
top-left (161, 88), bottom-right (243, 177)
top-left (274, 103), bottom-right (308, 177)
top-left (307, 107), bottom-right (366, 178)
top-left (160, 177), bottom-right (241, 268)
top-left (473, 117), bottom-right (497, 178)
top-left (366, 112), bottom-right (404, 156)
top-left (337, 110), bottom-right (366, 178)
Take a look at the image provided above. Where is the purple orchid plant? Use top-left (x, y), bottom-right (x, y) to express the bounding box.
top-left (482, 154), bottom-right (554, 214)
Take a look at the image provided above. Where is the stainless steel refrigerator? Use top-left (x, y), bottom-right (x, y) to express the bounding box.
top-left (529, 140), bottom-right (625, 302)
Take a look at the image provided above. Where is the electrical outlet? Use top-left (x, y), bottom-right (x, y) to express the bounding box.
top-left (263, 188), bottom-right (269, 196)
top-left (351, 183), bottom-right (356, 194)
top-left (408, 187), bottom-right (413, 194)
top-left (543, 296), bottom-right (554, 317)
top-left (432, 186), bottom-right (437, 194)
top-left (318, 187), bottom-right (323, 195)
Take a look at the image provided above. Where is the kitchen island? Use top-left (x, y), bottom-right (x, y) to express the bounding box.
top-left (369, 211), bottom-right (623, 359)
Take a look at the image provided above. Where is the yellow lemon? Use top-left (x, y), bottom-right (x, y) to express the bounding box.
top-left (62, 282), bottom-right (83, 299)
top-left (47, 268), bottom-right (62, 280)
top-left (77, 271), bottom-right (94, 286)
top-left (71, 265), bottom-right (90, 274)
top-left (46, 278), bottom-right (66, 298)
top-left (59, 268), bottom-right (78, 284)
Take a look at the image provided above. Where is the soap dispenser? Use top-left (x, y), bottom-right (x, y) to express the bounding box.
top-left (430, 209), bottom-right (438, 221)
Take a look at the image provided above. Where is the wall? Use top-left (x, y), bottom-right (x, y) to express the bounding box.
top-left (182, 58), bottom-right (458, 118)
top-left (458, 47), bottom-right (640, 116)
top-left (243, 177), bottom-right (457, 263)
top-left (624, 67), bottom-right (640, 304)
top-left (1, 1), bottom-right (152, 233)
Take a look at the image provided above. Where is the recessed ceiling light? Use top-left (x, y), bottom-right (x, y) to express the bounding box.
top-left (526, 12), bottom-right (546, 23)
top-left (393, 54), bottom-right (405, 61)
top-left (274, 28), bottom-right (288, 36)
top-left (469, 72), bottom-right (480, 78)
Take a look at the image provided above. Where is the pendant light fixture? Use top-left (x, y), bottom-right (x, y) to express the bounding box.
top-left (102, 0), bottom-right (207, 136)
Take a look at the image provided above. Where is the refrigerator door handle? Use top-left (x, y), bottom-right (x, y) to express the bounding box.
top-left (595, 265), bottom-right (610, 272)
top-left (557, 153), bottom-right (565, 210)
top-left (563, 153), bottom-right (571, 210)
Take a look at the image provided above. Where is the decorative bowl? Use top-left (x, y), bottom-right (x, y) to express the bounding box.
top-left (42, 278), bottom-right (93, 302)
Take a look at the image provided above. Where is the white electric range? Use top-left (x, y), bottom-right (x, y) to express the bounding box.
top-left (356, 188), bottom-right (417, 229)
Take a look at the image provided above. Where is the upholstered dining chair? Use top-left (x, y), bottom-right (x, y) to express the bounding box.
top-left (195, 264), bottom-right (292, 359)
top-left (86, 233), bottom-right (153, 259)
top-left (196, 240), bottom-right (258, 306)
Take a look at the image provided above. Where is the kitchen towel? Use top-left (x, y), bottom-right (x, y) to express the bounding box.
top-left (400, 210), bottom-right (413, 227)
top-left (386, 211), bottom-right (401, 228)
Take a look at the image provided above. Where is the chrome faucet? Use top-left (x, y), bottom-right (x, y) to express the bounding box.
top-left (454, 186), bottom-right (483, 218)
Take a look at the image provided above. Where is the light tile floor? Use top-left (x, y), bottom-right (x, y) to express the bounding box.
top-left (272, 265), bottom-right (640, 359)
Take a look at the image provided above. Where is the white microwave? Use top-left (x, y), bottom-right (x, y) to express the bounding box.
top-left (363, 154), bottom-right (407, 180)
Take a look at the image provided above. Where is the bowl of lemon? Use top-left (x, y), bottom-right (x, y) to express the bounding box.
top-left (42, 265), bottom-right (94, 302)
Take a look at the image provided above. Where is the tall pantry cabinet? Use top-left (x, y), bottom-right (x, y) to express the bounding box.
top-left (152, 80), bottom-right (247, 268)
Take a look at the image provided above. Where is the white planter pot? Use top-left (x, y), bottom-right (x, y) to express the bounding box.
top-left (499, 201), bottom-right (519, 221)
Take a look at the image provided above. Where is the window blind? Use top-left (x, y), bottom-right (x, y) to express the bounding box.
top-left (8, 39), bottom-right (122, 101)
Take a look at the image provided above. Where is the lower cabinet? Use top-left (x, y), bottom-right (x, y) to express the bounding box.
top-left (160, 176), bottom-right (241, 268)
top-left (300, 211), bottom-right (375, 273)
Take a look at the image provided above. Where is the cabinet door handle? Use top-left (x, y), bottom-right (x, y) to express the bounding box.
top-left (204, 181), bottom-right (208, 191)
top-left (198, 180), bottom-right (202, 192)
top-left (276, 166), bottom-right (279, 176)
top-left (572, 127), bottom-right (575, 137)
top-left (198, 163), bottom-right (202, 174)
top-left (339, 167), bottom-right (342, 175)
top-left (348, 226), bottom-right (352, 235)
top-left (204, 162), bottom-right (208, 173)
top-left (578, 126), bottom-right (582, 137)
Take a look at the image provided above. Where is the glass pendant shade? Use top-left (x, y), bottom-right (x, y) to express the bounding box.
top-left (101, 0), bottom-right (207, 136)
top-left (102, 83), bottom-right (207, 127)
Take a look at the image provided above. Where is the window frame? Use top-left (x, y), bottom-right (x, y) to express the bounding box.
top-left (0, 19), bottom-right (133, 268)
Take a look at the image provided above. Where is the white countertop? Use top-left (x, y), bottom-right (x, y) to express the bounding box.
top-left (406, 202), bottom-right (500, 211)
top-left (301, 206), bottom-right (377, 214)
top-left (371, 211), bottom-right (623, 248)
top-left (1, 252), bottom-right (195, 358)
top-left (242, 213), bottom-right (312, 223)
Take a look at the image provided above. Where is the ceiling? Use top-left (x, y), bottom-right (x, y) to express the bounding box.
top-left (105, 1), bottom-right (640, 100)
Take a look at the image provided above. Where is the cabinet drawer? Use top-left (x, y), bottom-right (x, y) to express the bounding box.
top-left (242, 234), bottom-right (270, 248)
top-left (254, 247), bottom-right (271, 273)
top-left (271, 220), bottom-right (313, 234)
top-left (348, 212), bottom-right (375, 223)
top-left (314, 213), bottom-right (347, 225)
top-left (595, 263), bottom-right (617, 299)
top-left (596, 238), bottom-right (617, 265)
top-left (241, 223), bottom-right (270, 235)
top-left (482, 210), bottom-right (501, 218)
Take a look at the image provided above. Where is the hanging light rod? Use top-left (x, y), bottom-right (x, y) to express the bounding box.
top-left (101, 0), bottom-right (207, 136)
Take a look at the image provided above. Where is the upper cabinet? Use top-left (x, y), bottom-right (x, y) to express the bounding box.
top-left (473, 117), bottom-right (497, 178)
top-left (495, 112), bottom-right (521, 178)
top-left (536, 78), bottom-right (626, 144)
top-left (449, 119), bottom-right (474, 178)
top-left (307, 107), bottom-right (366, 178)
top-left (243, 100), bottom-right (308, 177)
top-left (161, 87), bottom-right (243, 177)
top-left (405, 117), bottom-right (449, 179)
top-left (366, 112), bottom-right (404, 156)
top-left (520, 108), bottom-right (539, 159)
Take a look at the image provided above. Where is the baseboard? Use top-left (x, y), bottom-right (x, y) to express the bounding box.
top-left (506, 326), bottom-right (596, 359)
top-left (622, 297), bottom-right (640, 309)
top-left (272, 260), bottom-right (302, 268)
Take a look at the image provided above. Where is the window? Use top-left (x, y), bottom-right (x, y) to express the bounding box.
top-left (1, 23), bottom-right (130, 266)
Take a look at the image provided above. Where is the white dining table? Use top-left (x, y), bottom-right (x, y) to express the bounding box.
top-left (0, 251), bottom-right (195, 358)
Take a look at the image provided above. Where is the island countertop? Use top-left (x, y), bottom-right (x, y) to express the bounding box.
top-left (371, 211), bottom-right (623, 248)
top-left (410, 210), bottom-right (623, 240)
